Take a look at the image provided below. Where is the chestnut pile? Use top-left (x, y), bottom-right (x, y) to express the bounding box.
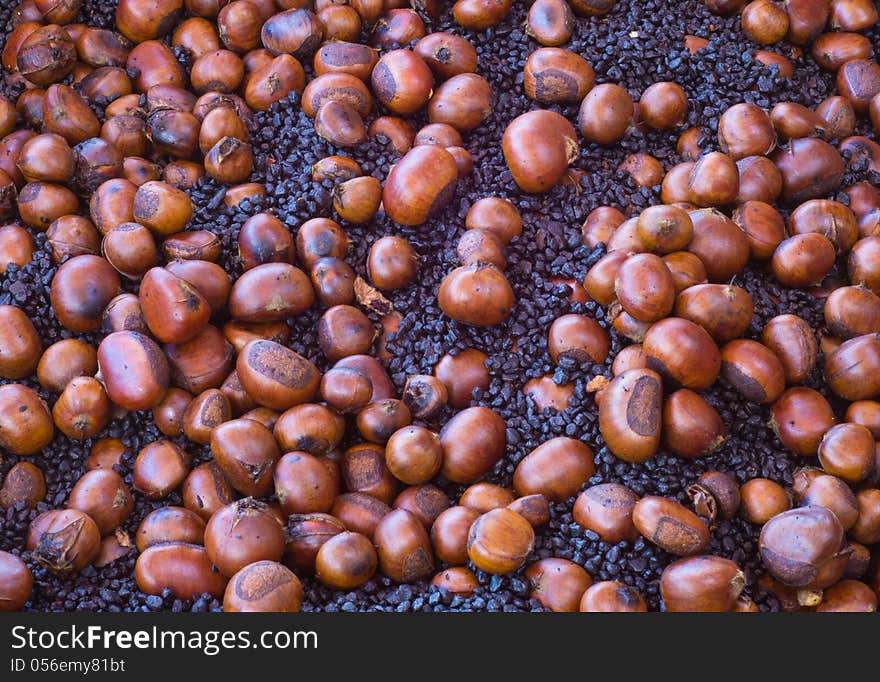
top-left (0, 0), bottom-right (879, 615)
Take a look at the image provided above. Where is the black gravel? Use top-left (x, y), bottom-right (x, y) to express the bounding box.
top-left (0, 0), bottom-right (874, 612)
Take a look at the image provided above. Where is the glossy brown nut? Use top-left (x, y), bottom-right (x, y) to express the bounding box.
top-left (368, 116), bottom-right (415, 156)
top-left (0, 224), bottom-right (34, 273)
top-left (440, 406), bottom-right (506, 484)
top-left (132, 181), bottom-right (192, 237)
top-left (801, 475), bottom-right (859, 531)
top-left (101, 222), bottom-right (157, 280)
top-left (181, 389), bottom-right (231, 445)
top-left (165, 260), bottom-right (231, 313)
top-left (824, 333), bottom-right (880, 401)
top-left (204, 136), bottom-right (253, 184)
top-left (438, 263), bottom-right (514, 327)
top-left (717, 102), bottom-right (775, 160)
top-left (228, 262), bottom-right (314, 323)
top-left (17, 24), bottom-right (77, 86)
top-left (261, 8), bottom-right (323, 58)
top-left (27, 509), bottom-right (100, 575)
top-left (137, 267), bottom-right (210, 345)
top-left (224, 182), bottom-right (265, 208)
top-left (430, 567), bottom-right (479, 596)
top-left (580, 581), bottom-right (647, 613)
top-left (115, 0), bottom-right (182, 43)
top-left (198, 107), bottom-right (248, 156)
top-left (16, 133), bottom-right (73, 185)
top-left (850, 489), bottom-right (880, 545)
top-left (525, 558), bottom-right (592, 613)
top-left (50, 255), bottom-right (120, 333)
top-left (686, 151), bottom-right (739, 208)
top-left (814, 579), bottom-right (878, 612)
top-left (152, 387), bottom-right (192, 438)
top-left (817, 423), bottom-right (875, 484)
top-left (513, 437), bottom-right (594, 502)
top-left (455, 228), bottom-right (505, 269)
top-left (467, 508), bottom-right (534, 575)
top-left (394, 485), bottom-right (451, 528)
top-left (430, 506), bottom-right (479, 565)
top-left (89, 178), bottom-right (136, 236)
top-left (314, 531), bottom-right (377, 590)
top-left (824, 286), bottom-right (880, 340)
top-left (691, 471), bottom-right (741, 523)
top-left (522, 375), bottom-right (574, 412)
top-left (135, 542), bottom-right (227, 599)
top-left (316, 305), bottom-right (374, 363)
top-left (760, 506), bottom-right (847, 589)
top-left (761, 314), bottom-right (817, 384)
top-left (643, 317), bottom-right (721, 390)
top-left (770, 387), bottom-right (836, 457)
top-left (502, 110), bottom-right (577, 193)
top-left (0, 461), bottom-right (46, 509)
top-left (356, 399), bottom-right (411, 446)
top-left (0, 551), bottom-right (32, 611)
top-left (325, 495), bottom-right (384, 542)
top-left (369, 7), bottom-right (426, 48)
top-left (427, 73), bottom-right (493, 133)
top-left (740, 0), bottom-right (788, 44)
top-left (459, 483), bottom-right (515, 514)
top-left (771, 137), bottom-right (844, 204)
top-left (182, 462), bottom-right (234, 522)
top-left (314, 100), bottom-right (366, 147)
top-left (464, 197), bottom-right (522, 246)
top-left (434, 348), bottom-right (489, 409)
top-left (720, 339), bottom-right (785, 405)
top-left (132, 439), bottom-right (190, 500)
top-left (525, 0), bottom-right (574, 46)
top-left (578, 83), bottom-right (633, 145)
top-left (788, 199), bottom-right (857, 253)
top-left (320, 367), bottom-right (372, 414)
top-left (273, 404), bottom-right (344, 457)
top-left (632, 495), bottom-right (709, 556)
top-left (205, 498), bottom-right (285, 578)
top-left (66, 469), bottom-right (132, 536)
top-left (523, 48), bottom-right (594, 105)
top-left (739, 478), bottom-right (791, 525)
top-left (830, 0), bottom-right (878, 30)
top-left (283, 513), bottom-right (345, 575)
top-left (373, 508), bottom-right (434, 583)
top-left (414, 33), bottom-right (477, 81)
top-left (237, 213), bottom-right (293, 271)
top-left (771, 233), bottom-right (836, 288)
top-left (615, 253), bottom-right (676, 322)
top-left (334, 355), bottom-right (395, 403)
top-left (244, 54), bottom-right (306, 111)
top-left (837, 59), bottom-right (880, 113)
top-left (786, 0), bottom-right (830, 43)
top-left (636, 205), bottom-right (693, 254)
top-left (223, 560), bottom-right (303, 613)
top-left (210, 417), bottom-right (280, 497)
top-left (731, 200), bottom-right (785, 260)
top-left (686, 209), bottom-right (750, 282)
top-left (661, 389), bottom-right (725, 459)
top-left (383, 146), bottom-right (458, 226)
top-left (661, 555), bottom-right (745, 612)
top-left (52, 376), bottom-right (111, 440)
top-left (598, 369), bottom-right (662, 463)
top-left (329, 176), bottom-right (379, 224)
top-left (314, 41), bottom-right (378, 81)
top-left (639, 81), bottom-right (687, 130)
top-left (17, 181), bottom-right (78, 230)
top-left (849, 235), bottom-right (880, 294)
top-left (0, 305), bottom-right (40, 380)
top-left (817, 95), bottom-right (856, 139)
top-left (45, 215), bottom-right (100, 264)
top-left (223, 320), bottom-right (290, 356)
top-left (221, 370), bottom-right (256, 416)
top-left (401, 374), bottom-right (447, 420)
top-left (582, 251), bottom-right (627, 305)
top-left (846, 400), bottom-right (880, 439)
top-left (366, 235), bottom-right (418, 291)
top-left (339, 443), bottom-right (397, 504)
top-left (662, 251), bottom-right (707, 294)
top-left (384, 426), bottom-right (443, 485)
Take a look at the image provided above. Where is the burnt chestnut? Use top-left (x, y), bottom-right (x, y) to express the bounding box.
top-left (467, 508), bottom-right (534, 575)
top-left (27, 509), bottom-right (100, 575)
top-left (599, 369), bottom-right (663, 463)
top-left (440, 406), bottom-right (506, 484)
top-left (760, 506), bottom-right (847, 590)
top-left (633, 496), bottom-right (710, 556)
top-left (438, 263), bottom-right (514, 327)
top-left (578, 84), bottom-right (633, 145)
top-left (662, 389), bottom-right (725, 459)
top-left (205, 498), bottom-right (285, 578)
top-left (513, 437), bottom-right (594, 502)
top-left (770, 387), bottom-right (837, 457)
top-left (210, 418), bottom-right (280, 497)
top-left (661, 556), bottom-right (745, 612)
top-left (434, 348), bottom-right (489, 409)
top-left (502, 110), bottom-right (577, 193)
